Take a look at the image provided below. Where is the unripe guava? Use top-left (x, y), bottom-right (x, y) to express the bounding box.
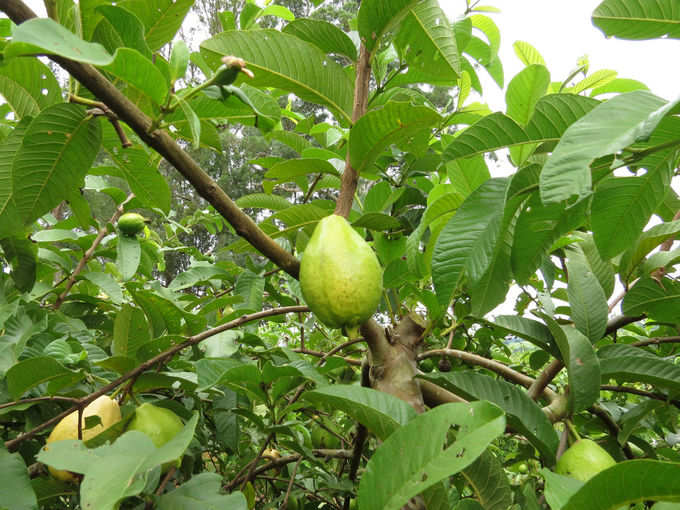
top-left (127, 402), bottom-right (184, 472)
top-left (117, 212), bottom-right (147, 237)
top-left (45, 395), bottom-right (122, 482)
top-left (555, 439), bottom-right (616, 481)
top-left (300, 215), bottom-right (382, 329)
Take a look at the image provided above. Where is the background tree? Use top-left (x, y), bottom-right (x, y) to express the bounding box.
top-left (1, 1), bottom-right (680, 510)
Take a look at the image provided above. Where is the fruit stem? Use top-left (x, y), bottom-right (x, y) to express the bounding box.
top-left (565, 420), bottom-right (581, 444)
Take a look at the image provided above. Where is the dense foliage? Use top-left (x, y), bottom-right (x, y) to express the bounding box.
top-left (1, 1), bottom-right (680, 509)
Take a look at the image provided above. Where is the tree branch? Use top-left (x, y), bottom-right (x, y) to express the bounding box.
top-left (4, 305), bottom-right (308, 452)
top-left (1, 0), bottom-right (301, 279)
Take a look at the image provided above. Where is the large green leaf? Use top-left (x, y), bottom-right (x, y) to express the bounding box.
top-left (619, 220), bottom-right (680, 281)
top-left (0, 448), bottom-right (37, 510)
top-left (566, 257), bottom-right (608, 342)
top-left (5, 18), bottom-right (113, 65)
top-left (562, 460), bottom-right (680, 510)
top-left (119, 0), bottom-right (194, 51)
top-left (0, 58), bottom-right (63, 119)
top-left (6, 356), bottom-right (83, 399)
top-left (539, 90), bottom-right (675, 203)
top-left (303, 386), bottom-right (417, 440)
top-left (622, 276), bottom-right (680, 323)
top-left (358, 402), bottom-right (505, 510)
top-left (541, 315), bottom-right (600, 413)
top-left (0, 120), bottom-right (30, 239)
top-left (282, 19), bottom-right (357, 61)
top-left (570, 232), bottom-right (616, 298)
top-left (506, 64), bottom-right (550, 125)
top-left (350, 102), bottom-right (441, 174)
top-left (100, 48), bottom-right (169, 105)
top-left (422, 372), bottom-right (559, 465)
top-left (155, 473), bottom-right (247, 509)
top-left (200, 30), bottom-right (353, 125)
top-left (93, 5), bottom-right (152, 58)
top-left (591, 160), bottom-right (672, 259)
top-left (461, 451), bottom-right (514, 510)
top-left (599, 343), bottom-right (680, 393)
top-left (491, 315), bottom-right (559, 357)
top-left (395, 0), bottom-right (461, 80)
top-left (592, 0), bottom-right (680, 40)
top-left (12, 104), bottom-right (101, 225)
top-left (444, 94), bottom-right (599, 160)
top-left (357, 0), bottom-right (420, 53)
top-left (432, 178), bottom-right (508, 307)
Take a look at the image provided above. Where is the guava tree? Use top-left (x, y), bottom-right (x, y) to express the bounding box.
top-left (1, 0), bottom-right (680, 509)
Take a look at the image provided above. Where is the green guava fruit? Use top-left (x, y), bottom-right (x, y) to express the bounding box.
top-left (300, 215), bottom-right (382, 330)
top-left (117, 212), bottom-right (147, 237)
top-left (555, 439), bottom-right (616, 482)
top-left (45, 395), bottom-right (122, 482)
top-left (213, 56), bottom-right (252, 85)
top-left (127, 402), bottom-right (184, 471)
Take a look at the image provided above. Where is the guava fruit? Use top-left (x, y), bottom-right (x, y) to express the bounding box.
top-left (45, 395), bottom-right (122, 482)
top-left (555, 439), bottom-right (616, 481)
top-left (213, 56), bottom-right (253, 85)
top-left (127, 402), bottom-right (184, 471)
top-left (300, 215), bottom-right (382, 330)
top-left (117, 212), bottom-right (147, 237)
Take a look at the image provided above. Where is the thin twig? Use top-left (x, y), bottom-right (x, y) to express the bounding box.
top-left (282, 457), bottom-right (302, 509)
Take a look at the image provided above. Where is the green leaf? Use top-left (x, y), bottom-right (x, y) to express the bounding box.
top-left (562, 460), bottom-right (680, 510)
top-left (352, 212), bottom-right (402, 231)
top-left (113, 305), bottom-right (150, 359)
top-left (0, 57), bottom-right (63, 119)
top-left (119, 0), bottom-right (194, 51)
top-left (461, 451), bottom-right (514, 509)
top-left (117, 235), bottom-right (141, 281)
top-left (6, 356), bottom-right (82, 399)
top-left (282, 19), bottom-right (357, 61)
top-left (12, 104), bottom-right (101, 226)
top-left (622, 276), bottom-right (680, 322)
top-left (619, 220), bottom-right (680, 281)
top-left (154, 473), bottom-right (247, 509)
top-left (570, 232), bottom-right (616, 298)
top-left (432, 178), bottom-right (508, 307)
top-left (599, 344), bottom-right (680, 392)
top-left (444, 113), bottom-right (529, 160)
top-left (591, 160), bottom-right (672, 259)
top-left (0, 236), bottom-right (37, 293)
top-left (540, 315), bottom-right (600, 413)
top-left (0, 448), bottom-right (38, 510)
top-left (5, 18), bottom-right (112, 63)
top-left (513, 41), bottom-right (546, 67)
top-left (395, 0), bottom-right (461, 78)
top-left (539, 90), bottom-right (674, 203)
top-left (541, 469), bottom-right (584, 510)
top-left (169, 40), bottom-right (190, 84)
top-left (100, 48), bottom-right (169, 105)
top-left (358, 0), bottom-right (420, 54)
top-left (350, 102), bottom-right (441, 174)
top-left (303, 386), bottom-right (417, 440)
top-left (592, 0), bottom-right (680, 40)
top-left (200, 30), bottom-right (353, 124)
top-left (235, 193), bottom-right (292, 211)
top-left (177, 97), bottom-right (201, 149)
top-left (566, 257), bottom-right (608, 342)
top-left (93, 5), bottom-right (152, 58)
top-left (0, 120), bottom-right (29, 239)
top-left (421, 372), bottom-right (559, 465)
top-left (491, 315), bottom-right (559, 357)
top-left (357, 402), bottom-right (505, 510)
top-left (506, 65), bottom-right (550, 125)
top-left (82, 272), bottom-right (124, 305)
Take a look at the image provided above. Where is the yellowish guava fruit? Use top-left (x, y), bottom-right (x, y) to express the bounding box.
top-left (45, 395), bottom-right (122, 482)
top-left (117, 212), bottom-right (147, 237)
top-left (299, 215), bottom-right (382, 329)
top-left (555, 439), bottom-right (616, 482)
top-left (127, 402), bottom-right (184, 472)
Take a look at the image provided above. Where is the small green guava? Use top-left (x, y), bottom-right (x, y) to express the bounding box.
top-left (555, 439), bottom-right (616, 482)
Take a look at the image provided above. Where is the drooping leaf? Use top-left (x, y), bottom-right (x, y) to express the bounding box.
top-left (539, 90), bottom-right (675, 203)
top-left (461, 451), bottom-right (514, 510)
top-left (100, 48), bottom-right (169, 105)
top-left (566, 257), bottom-right (608, 342)
top-left (599, 343), bottom-right (680, 393)
top-left (93, 5), bottom-right (152, 58)
top-left (119, 0), bottom-right (195, 51)
top-left (0, 448), bottom-right (38, 510)
top-left (154, 473), bottom-right (248, 509)
top-left (282, 19), bottom-right (357, 60)
top-left (357, 0), bottom-right (420, 53)
top-left (357, 402), bottom-right (505, 510)
top-left (0, 58), bottom-right (63, 119)
top-left (622, 276), bottom-right (680, 323)
top-left (422, 371), bottom-right (559, 465)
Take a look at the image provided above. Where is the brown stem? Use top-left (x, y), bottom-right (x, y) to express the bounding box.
top-left (527, 359), bottom-right (563, 401)
top-left (4, 305), bottom-right (308, 452)
top-left (334, 44), bottom-right (371, 218)
top-left (282, 457), bottom-right (302, 509)
top-left (0, 395), bottom-right (79, 411)
top-left (1, 1), bottom-right (301, 279)
top-left (632, 336), bottom-right (680, 347)
top-left (293, 349), bottom-right (362, 366)
top-left (601, 385), bottom-right (680, 408)
top-left (53, 193), bottom-right (135, 310)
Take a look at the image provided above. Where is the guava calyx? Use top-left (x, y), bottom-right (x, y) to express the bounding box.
top-left (299, 215), bottom-right (383, 329)
top-left (555, 438), bottom-right (616, 482)
top-left (118, 212), bottom-right (147, 237)
top-left (214, 56), bottom-right (254, 86)
top-left (45, 395), bottom-right (122, 482)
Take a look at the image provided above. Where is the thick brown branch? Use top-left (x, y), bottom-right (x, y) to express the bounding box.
top-left (1, 1), bottom-right (300, 279)
top-left (4, 305), bottom-right (308, 452)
